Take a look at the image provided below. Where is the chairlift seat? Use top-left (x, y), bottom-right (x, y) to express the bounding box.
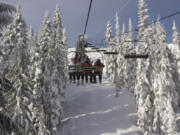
top-left (104, 52), bottom-right (118, 55)
top-left (92, 47), bottom-right (99, 50)
top-left (124, 54), bottom-right (149, 59)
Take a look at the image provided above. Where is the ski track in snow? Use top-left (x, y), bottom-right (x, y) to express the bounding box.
top-left (58, 78), bottom-right (143, 135)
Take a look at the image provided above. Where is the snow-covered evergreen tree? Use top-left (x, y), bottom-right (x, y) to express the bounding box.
top-left (108, 46), bottom-right (117, 83)
top-left (105, 21), bottom-right (114, 78)
top-left (0, 75), bottom-right (24, 135)
top-left (135, 0), bottom-right (154, 132)
top-left (172, 21), bottom-right (180, 98)
top-left (0, 24), bottom-right (15, 75)
top-left (52, 5), bottom-right (67, 89)
top-left (28, 26), bottom-right (36, 79)
top-left (52, 4), bottom-right (63, 40)
top-left (52, 25), bottom-right (65, 127)
top-left (138, 0), bottom-right (149, 39)
top-left (52, 5), bottom-right (66, 122)
top-left (105, 21), bottom-right (113, 43)
top-left (116, 24), bottom-right (126, 89)
top-left (7, 5), bottom-right (36, 135)
top-left (135, 56), bottom-right (154, 132)
top-left (153, 71), bottom-right (178, 134)
top-left (54, 25), bottom-right (65, 105)
top-left (39, 11), bottom-right (52, 63)
top-left (28, 26), bottom-right (35, 56)
top-left (39, 11), bottom-right (54, 132)
top-left (29, 36), bottom-right (50, 134)
top-left (107, 19), bottom-right (119, 84)
top-left (115, 12), bottom-right (120, 45)
top-left (62, 28), bottom-right (67, 45)
top-left (125, 18), bottom-right (136, 91)
top-left (39, 9), bottom-right (66, 134)
top-left (155, 18), bottom-right (180, 109)
top-left (29, 32), bottom-right (39, 77)
top-left (0, 6), bottom-right (31, 75)
top-left (62, 28), bottom-right (68, 87)
top-left (0, 4), bottom-right (67, 135)
top-left (172, 20), bottom-right (180, 46)
top-left (152, 19), bottom-right (179, 133)
top-left (121, 24), bottom-right (127, 54)
top-left (114, 13), bottom-right (122, 95)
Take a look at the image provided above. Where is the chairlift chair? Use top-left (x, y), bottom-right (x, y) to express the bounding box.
top-left (103, 52), bottom-right (118, 55)
top-left (92, 47), bottom-right (99, 50)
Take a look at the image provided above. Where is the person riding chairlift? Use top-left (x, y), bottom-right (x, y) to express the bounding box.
top-left (73, 53), bottom-right (78, 64)
top-left (93, 59), bottom-right (104, 83)
top-left (70, 53), bottom-right (79, 83)
top-left (76, 58), bottom-right (85, 86)
top-left (69, 60), bottom-right (76, 83)
top-left (84, 59), bottom-right (93, 83)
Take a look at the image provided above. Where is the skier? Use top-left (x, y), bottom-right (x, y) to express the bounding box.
top-left (84, 59), bottom-right (93, 83)
top-left (93, 59), bottom-right (104, 83)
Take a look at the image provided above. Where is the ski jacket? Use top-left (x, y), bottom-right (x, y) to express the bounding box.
top-left (94, 63), bottom-right (104, 73)
top-left (85, 63), bottom-right (92, 74)
top-left (73, 57), bottom-right (78, 64)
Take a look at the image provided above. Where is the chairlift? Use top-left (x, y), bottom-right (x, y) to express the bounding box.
top-left (68, 0), bottom-right (107, 85)
top-left (85, 50), bottom-right (97, 53)
top-left (124, 40), bottom-right (145, 42)
top-left (96, 49), bottom-right (106, 52)
top-left (87, 44), bottom-right (95, 47)
top-left (92, 47), bottom-right (99, 50)
top-left (87, 43), bottom-right (95, 48)
top-left (104, 52), bottom-right (118, 55)
top-left (124, 54), bottom-right (149, 59)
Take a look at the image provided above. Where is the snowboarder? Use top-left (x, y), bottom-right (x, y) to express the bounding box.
top-left (93, 59), bottom-right (104, 83)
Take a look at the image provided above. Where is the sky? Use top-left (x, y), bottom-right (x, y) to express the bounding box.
top-left (2, 0), bottom-right (180, 47)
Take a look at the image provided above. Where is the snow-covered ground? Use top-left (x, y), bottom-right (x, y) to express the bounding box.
top-left (59, 78), bottom-right (143, 135)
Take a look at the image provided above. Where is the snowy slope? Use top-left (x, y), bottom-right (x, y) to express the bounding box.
top-left (59, 79), bottom-right (143, 135)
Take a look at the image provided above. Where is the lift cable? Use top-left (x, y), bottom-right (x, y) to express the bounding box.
top-left (88, 0), bottom-right (132, 39)
top-left (88, 10), bottom-right (180, 45)
top-left (134, 10), bottom-right (180, 32)
top-left (88, 39), bottom-right (145, 47)
top-left (83, 0), bottom-right (93, 35)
